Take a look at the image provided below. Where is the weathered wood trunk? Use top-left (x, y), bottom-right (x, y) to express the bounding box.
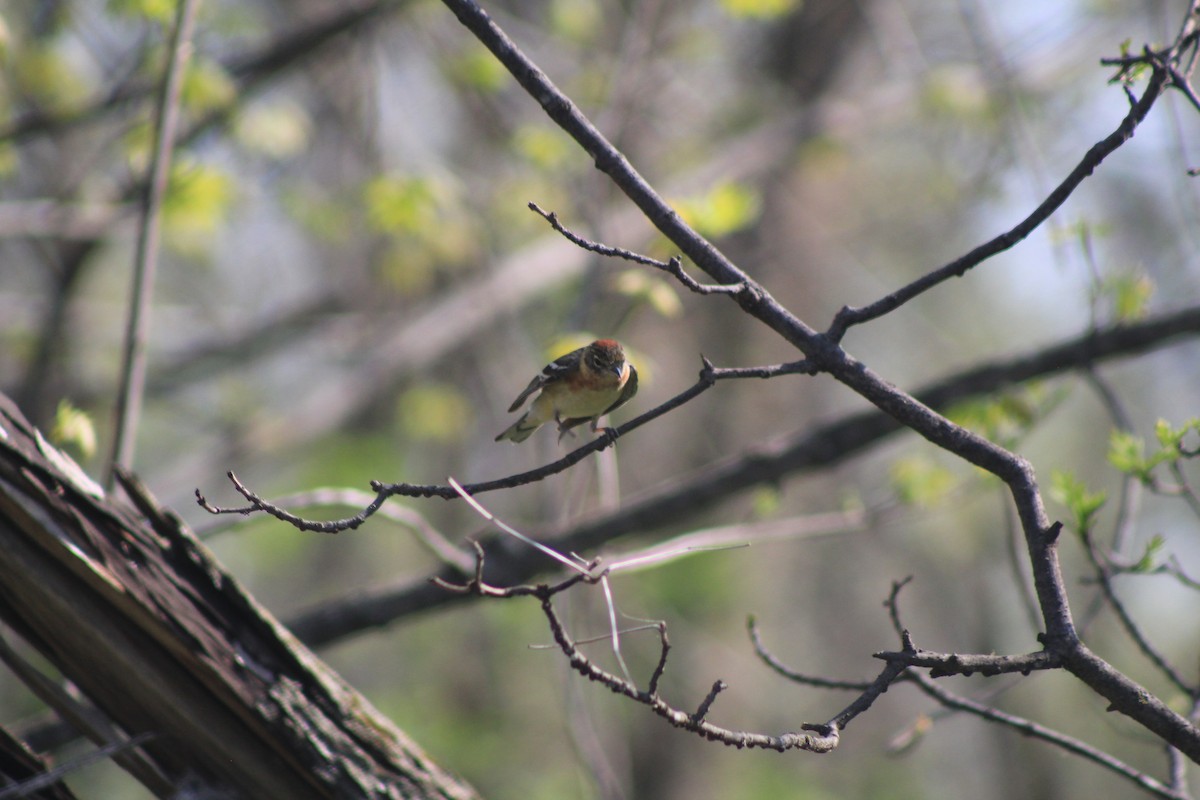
top-left (0, 393), bottom-right (479, 799)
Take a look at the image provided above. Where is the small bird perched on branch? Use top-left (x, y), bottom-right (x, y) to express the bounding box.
top-left (495, 339), bottom-right (639, 443)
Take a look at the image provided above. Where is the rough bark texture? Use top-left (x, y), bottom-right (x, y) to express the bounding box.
top-left (0, 392), bottom-right (480, 800)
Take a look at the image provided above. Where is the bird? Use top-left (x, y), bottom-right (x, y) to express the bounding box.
top-left (495, 339), bottom-right (639, 443)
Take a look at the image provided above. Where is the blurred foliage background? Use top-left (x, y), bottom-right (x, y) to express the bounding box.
top-left (2, 0), bottom-right (1200, 797)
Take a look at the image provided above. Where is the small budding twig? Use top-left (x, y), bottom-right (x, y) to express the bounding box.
top-left (528, 202), bottom-right (746, 297)
top-left (690, 681), bottom-right (727, 724)
top-left (647, 621), bottom-right (671, 696)
top-left (426, 475), bottom-right (873, 751)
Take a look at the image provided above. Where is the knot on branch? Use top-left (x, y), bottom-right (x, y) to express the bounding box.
top-left (734, 281), bottom-right (765, 307)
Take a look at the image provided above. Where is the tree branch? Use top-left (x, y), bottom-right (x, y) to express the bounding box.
top-left (285, 305), bottom-right (1200, 645)
top-left (873, 648), bottom-right (1059, 679)
top-left (825, 61), bottom-right (1173, 341)
top-left (910, 671), bottom-right (1191, 800)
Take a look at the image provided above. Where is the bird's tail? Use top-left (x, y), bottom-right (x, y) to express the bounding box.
top-left (494, 413), bottom-right (539, 443)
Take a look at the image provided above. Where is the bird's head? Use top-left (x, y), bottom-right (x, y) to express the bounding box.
top-left (587, 339), bottom-right (626, 377)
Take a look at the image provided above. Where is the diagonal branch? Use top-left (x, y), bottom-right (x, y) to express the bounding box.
top-left (910, 672), bottom-right (1191, 800)
top-left (528, 202), bottom-right (745, 296)
top-left (830, 2), bottom-right (1200, 341)
top-left (873, 648), bottom-right (1060, 678)
top-left (197, 362), bottom-right (720, 526)
top-left (1080, 529), bottom-right (1197, 697)
top-left (198, 355), bottom-right (816, 526)
top-left (825, 69), bottom-right (1172, 341)
top-left (284, 305), bottom-right (1200, 645)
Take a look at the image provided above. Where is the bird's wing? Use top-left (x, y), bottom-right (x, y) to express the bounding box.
top-left (506, 346), bottom-right (584, 412)
top-left (601, 363), bottom-right (639, 416)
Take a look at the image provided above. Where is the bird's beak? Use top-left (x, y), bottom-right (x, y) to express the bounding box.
top-left (612, 363), bottom-right (624, 378)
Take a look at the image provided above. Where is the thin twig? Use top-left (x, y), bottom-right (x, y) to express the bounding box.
top-left (647, 621), bottom-right (670, 696)
top-left (197, 486), bottom-right (473, 571)
top-left (105, 0), bottom-right (202, 490)
top-left (911, 672), bottom-right (1191, 800)
top-left (873, 648), bottom-right (1060, 678)
top-left (283, 305), bottom-right (1200, 647)
top-left (196, 351), bottom-right (830, 529)
top-left (826, 63), bottom-right (1172, 341)
top-left (528, 202), bottom-right (745, 296)
top-left (747, 617), bottom-right (874, 691)
top-left (1080, 529), bottom-right (1196, 697)
top-left (199, 356), bottom-right (724, 522)
top-left (1078, 369), bottom-right (1144, 632)
top-left (884, 576), bottom-right (914, 639)
top-left (449, 477), bottom-right (590, 575)
top-left (537, 593), bottom-right (838, 752)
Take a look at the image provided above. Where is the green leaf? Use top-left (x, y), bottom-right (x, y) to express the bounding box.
top-left (548, 0), bottom-right (602, 43)
top-left (674, 181), bottom-right (761, 239)
top-left (234, 100), bottom-right (312, 160)
top-left (50, 400), bottom-right (96, 459)
top-left (1107, 430), bottom-right (1147, 478)
top-left (1129, 535), bottom-right (1164, 573)
top-left (1153, 418), bottom-right (1184, 456)
top-left (182, 57), bottom-right (237, 115)
top-left (1049, 470), bottom-right (1107, 533)
top-left (397, 384), bottom-right (473, 443)
top-left (163, 162), bottom-right (234, 233)
top-left (1153, 418), bottom-right (1200, 455)
top-left (890, 456), bottom-right (956, 508)
top-left (945, 385), bottom-right (1059, 446)
top-left (107, 0), bottom-right (176, 23)
top-left (1104, 272), bottom-right (1154, 322)
top-left (612, 270), bottom-right (683, 318)
top-left (445, 44), bottom-right (508, 92)
top-left (751, 486), bottom-right (781, 518)
top-left (12, 44), bottom-right (89, 113)
top-left (1108, 424), bottom-right (1187, 482)
top-left (719, 0), bottom-right (800, 20)
top-left (512, 125), bottom-right (572, 170)
top-left (364, 175), bottom-right (438, 234)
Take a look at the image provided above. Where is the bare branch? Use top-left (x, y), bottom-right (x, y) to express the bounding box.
top-left (827, 9), bottom-right (1199, 340)
top-left (105, 0), bottom-right (201, 489)
top-left (207, 297), bottom-right (1200, 537)
top-left (285, 305), bottom-right (1200, 646)
top-left (536, 593), bottom-right (838, 753)
top-left (874, 648), bottom-right (1059, 678)
top-left (196, 472), bottom-right (393, 534)
top-left (748, 617), bottom-right (874, 691)
top-left (911, 672), bottom-right (1191, 800)
top-left (646, 621), bottom-right (671, 697)
top-left (528, 202), bottom-right (745, 296)
top-left (1079, 529), bottom-right (1196, 697)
